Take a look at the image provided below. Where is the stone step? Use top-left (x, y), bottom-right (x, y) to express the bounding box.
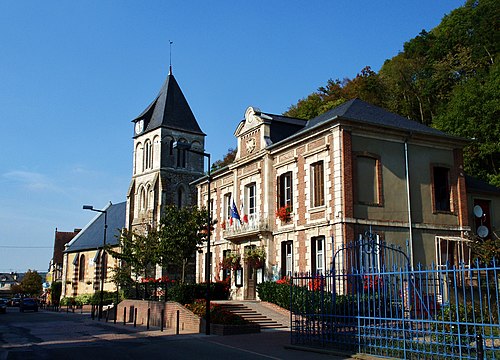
top-left (217, 302), bottom-right (285, 329)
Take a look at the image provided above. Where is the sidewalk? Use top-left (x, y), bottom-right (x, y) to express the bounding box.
top-left (52, 310), bottom-right (386, 360)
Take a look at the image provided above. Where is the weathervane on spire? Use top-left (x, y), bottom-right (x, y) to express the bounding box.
top-left (169, 40), bottom-right (173, 74)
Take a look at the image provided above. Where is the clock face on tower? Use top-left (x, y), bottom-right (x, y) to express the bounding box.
top-left (135, 120), bottom-right (144, 135)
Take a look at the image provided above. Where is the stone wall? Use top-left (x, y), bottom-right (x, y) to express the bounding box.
top-left (116, 300), bottom-right (201, 333)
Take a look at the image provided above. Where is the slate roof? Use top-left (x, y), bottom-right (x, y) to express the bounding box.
top-left (65, 202), bottom-right (126, 253)
top-left (466, 175), bottom-right (500, 195)
top-left (261, 112), bottom-right (308, 144)
top-left (132, 71), bottom-right (205, 136)
top-left (304, 98), bottom-right (450, 137)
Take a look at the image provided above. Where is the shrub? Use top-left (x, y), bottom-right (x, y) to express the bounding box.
top-left (257, 280), bottom-right (290, 309)
top-left (168, 280), bottom-right (230, 304)
top-left (60, 297), bottom-right (75, 306)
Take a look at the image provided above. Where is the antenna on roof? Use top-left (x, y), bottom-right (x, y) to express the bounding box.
top-left (169, 40), bottom-right (173, 75)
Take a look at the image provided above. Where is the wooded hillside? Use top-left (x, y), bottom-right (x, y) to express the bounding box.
top-left (285, 0), bottom-right (499, 186)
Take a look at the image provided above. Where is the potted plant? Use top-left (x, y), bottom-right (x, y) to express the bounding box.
top-left (245, 246), bottom-right (266, 269)
top-left (275, 205), bottom-right (292, 222)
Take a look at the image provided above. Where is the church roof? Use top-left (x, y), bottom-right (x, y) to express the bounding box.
top-left (132, 70), bottom-right (205, 136)
top-left (65, 202), bottom-right (126, 253)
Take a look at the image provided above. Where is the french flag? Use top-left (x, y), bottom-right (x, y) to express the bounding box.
top-left (231, 199), bottom-right (241, 224)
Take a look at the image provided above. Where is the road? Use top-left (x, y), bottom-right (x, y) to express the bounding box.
top-left (0, 306), bottom-right (357, 360)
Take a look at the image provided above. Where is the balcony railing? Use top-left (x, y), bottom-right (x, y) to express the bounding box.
top-left (223, 213), bottom-right (270, 238)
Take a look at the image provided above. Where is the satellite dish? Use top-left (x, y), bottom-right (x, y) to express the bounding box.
top-left (477, 225), bottom-right (489, 238)
top-left (473, 205), bottom-right (484, 218)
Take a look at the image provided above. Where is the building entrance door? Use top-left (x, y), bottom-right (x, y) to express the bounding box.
top-left (245, 263), bottom-right (256, 300)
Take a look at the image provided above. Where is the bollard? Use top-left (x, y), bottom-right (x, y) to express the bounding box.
top-left (476, 334), bottom-right (484, 360)
top-left (134, 308), bottom-right (137, 328)
top-left (160, 309), bottom-right (164, 332)
top-left (176, 310), bottom-right (180, 335)
top-left (123, 307), bottom-right (127, 326)
top-left (106, 307), bottom-right (109, 322)
top-left (91, 305), bottom-right (95, 320)
top-left (114, 305), bottom-right (117, 324)
top-left (147, 308), bottom-right (150, 330)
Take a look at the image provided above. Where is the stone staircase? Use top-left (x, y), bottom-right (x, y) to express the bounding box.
top-left (214, 301), bottom-right (289, 330)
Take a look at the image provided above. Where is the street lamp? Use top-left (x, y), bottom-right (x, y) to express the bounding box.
top-left (83, 204), bottom-right (108, 320)
top-left (173, 141), bottom-right (212, 335)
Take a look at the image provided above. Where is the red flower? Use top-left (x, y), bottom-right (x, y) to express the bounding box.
top-left (308, 277), bottom-right (324, 291)
top-left (275, 205), bottom-right (292, 221)
top-left (276, 276), bottom-right (290, 285)
top-left (363, 275), bottom-right (382, 291)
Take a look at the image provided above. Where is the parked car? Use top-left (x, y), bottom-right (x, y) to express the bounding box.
top-left (0, 298), bottom-right (7, 314)
top-left (19, 298), bottom-right (38, 312)
top-left (10, 297), bottom-right (21, 307)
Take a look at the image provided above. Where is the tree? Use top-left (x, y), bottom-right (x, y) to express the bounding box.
top-left (211, 148), bottom-right (237, 172)
top-left (107, 228), bottom-right (160, 290)
top-left (432, 62), bottom-right (499, 186)
top-left (19, 270), bottom-right (43, 297)
top-left (158, 205), bottom-right (208, 283)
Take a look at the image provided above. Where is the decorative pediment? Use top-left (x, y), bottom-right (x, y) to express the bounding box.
top-left (235, 107), bottom-right (264, 137)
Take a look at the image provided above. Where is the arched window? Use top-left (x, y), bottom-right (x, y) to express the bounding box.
top-left (140, 186), bottom-right (147, 210)
top-left (135, 143), bottom-right (143, 174)
top-left (144, 140), bottom-right (153, 169)
top-left (78, 254), bottom-right (86, 282)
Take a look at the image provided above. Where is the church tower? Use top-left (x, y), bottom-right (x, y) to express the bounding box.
top-left (126, 67), bottom-right (206, 232)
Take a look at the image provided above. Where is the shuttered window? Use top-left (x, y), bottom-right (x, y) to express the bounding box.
top-left (311, 161), bottom-right (324, 207)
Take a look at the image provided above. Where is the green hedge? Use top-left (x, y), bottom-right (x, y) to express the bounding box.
top-left (60, 291), bottom-right (121, 306)
top-left (257, 281), bottom-right (290, 309)
top-left (167, 281), bottom-right (230, 305)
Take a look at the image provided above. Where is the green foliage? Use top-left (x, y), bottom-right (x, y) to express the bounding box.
top-left (432, 301), bottom-right (485, 346)
top-left (285, 0), bottom-right (499, 186)
top-left (158, 205), bottom-right (208, 283)
top-left (257, 281), bottom-right (290, 309)
top-left (211, 148), bottom-right (237, 172)
top-left (167, 281), bottom-right (230, 304)
top-left (469, 233), bottom-right (500, 264)
top-left (19, 270), bottom-right (43, 297)
top-left (185, 299), bottom-right (248, 325)
top-left (60, 296), bottom-right (75, 306)
top-left (50, 281), bottom-right (62, 305)
top-left (60, 291), bottom-right (119, 306)
top-left (106, 228), bottom-right (159, 283)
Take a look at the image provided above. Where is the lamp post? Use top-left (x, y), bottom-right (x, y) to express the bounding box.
top-left (83, 204), bottom-right (108, 320)
top-left (173, 141), bottom-right (212, 335)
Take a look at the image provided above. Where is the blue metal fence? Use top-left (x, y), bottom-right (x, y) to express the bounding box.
top-left (290, 238), bottom-right (500, 359)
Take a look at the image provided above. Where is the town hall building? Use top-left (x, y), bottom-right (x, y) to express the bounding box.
top-left (194, 100), bottom-right (499, 301)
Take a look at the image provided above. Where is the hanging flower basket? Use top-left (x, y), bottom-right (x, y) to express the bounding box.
top-left (275, 205), bottom-right (292, 222)
top-left (244, 246), bottom-right (266, 269)
top-left (221, 253), bottom-right (241, 270)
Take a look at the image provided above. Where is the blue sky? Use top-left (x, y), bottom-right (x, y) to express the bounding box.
top-left (0, 1), bottom-right (464, 273)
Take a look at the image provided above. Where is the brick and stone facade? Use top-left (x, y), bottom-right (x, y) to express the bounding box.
top-left (194, 100), bottom-right (472, 300)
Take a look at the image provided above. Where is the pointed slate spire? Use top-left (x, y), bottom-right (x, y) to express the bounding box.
top-left (132, 71), bottom-right (205, 136)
